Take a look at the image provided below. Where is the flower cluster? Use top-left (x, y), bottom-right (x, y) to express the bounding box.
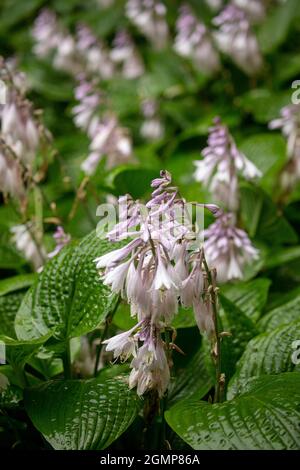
top-left (213, 4), bottom-right (263, 75)
top-left (73, 78), bottom-right (133, 174)
top-left (194, 117), bottom-right (261, 211)
top-left (0, 58), bottom-right (49, 199)
top-left (95, 170), bottom-right (217, 396)
top-left (174, 4), bottom-right (220, 74)
top-left (269, 104), bottom-right (300, 191)
top-left (203, 212), bottom-right (259, 283)
top-left (125, 0), bottom-right (169, 49)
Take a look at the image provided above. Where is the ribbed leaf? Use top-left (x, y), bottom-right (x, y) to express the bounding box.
top-left (258, 294), bottom-right (300, 333)
top-left (222, 278), bottom-right (271, 322)
top-left (24, 376), bottom-right (141, 450)
top-left (15, 231), bottom-right (118, 342)
top-left (228, 319), bottom-right (300, 398)
top-left (0, 292), bottom-right (24, 339)
top-left (165, 373), bottom-right (300, 450)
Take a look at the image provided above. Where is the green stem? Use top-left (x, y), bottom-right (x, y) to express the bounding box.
top-left (63, 341), bottom-right (72, 379)
top-left (202, 255), bottom-right (222, 404)
top-left (93, 298), bottom-right (120, 377)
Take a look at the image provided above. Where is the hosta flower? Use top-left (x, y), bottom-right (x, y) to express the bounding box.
top-left (140, 99), bottom-right (164, 141)
top-left (174, 4), bottom-right (220, 74)
top-left (110, 30), bottom-right (144, 79)
top-left (76, 24), bottom-right (114, 79)
top-left (11, 224), bottom-right (46, 270)
top-left (0, 142), bottom-right (24, 198)
top-left (194, 117), bottom-right (261, 210)
top-left (126, 0), bottom-right (169, 49)
top-left (95, 170), bottom-right (221, 396)
top-left (32, 9), bottom-right (61, 58)
top-left (81, 115), bottom-right (133, 174)
top-left (72, 78), bottom-right (102, 137)
top-left (203, 212), bottom-right (259, 283)
top-left (48, 226), bottom-right (71, 259)
top-left (213, 4), bottom-right (263, 75)
top-left (232, 0), bottom-right (266, 23)
top-left (269, 104), bottom-right (300, 190)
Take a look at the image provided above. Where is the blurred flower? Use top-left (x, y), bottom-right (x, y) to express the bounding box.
top-left (213, 4), bottom-right (263, 75)
top-left (48, 226), bottom-right (71, 258)
top-left (76, 24), bottom-right (114, 79)
top-left (203, 212), bottom-right (259, 282)
top-left (174, 4), bottom-right (220, 74)
top-left (140, 99), bottom-right (164, 141)
top-left (11, 224), bottom-right (46, 270)
top-left (82, 114), bottom-right (133, 174)
top-left (232, 0), bottom-right (266, 23)
top-left (72, 77), bottom-right (102, 137)
top-left (126, 0), bottom-right (169, 49)
top-left (110, 30), bottom-right (144, 79)
top-left (33, 9), bottom-right (79, 75)
top-left (0, 141), bottom-right (24, 198)
top-left (95, 170), bottom-right (221, 396)
top-left (194, 117), bottom-right (261, 211)
top-left (205, 0), bottom-right (224, 11)
top-left (269, 104), bottom-right (300, 190)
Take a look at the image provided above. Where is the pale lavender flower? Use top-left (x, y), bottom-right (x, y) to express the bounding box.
top-left (48, 226), bottom-right (71, 259)
top-left (140, 99), bottom-right (164, 141)
top-left (194, 117), bottom-right (261, 211)
top-left (76, 24), bottom-right (114, 79)
top-left (213, 4), bottom-right (263, 75)
top-left (174, 4), bottom-right (220, 74)
top-left (110, 30), bottom-right (144, 79)
top-left (126, 0), bottom-right (169, 49)
top-left (32, 9), bottom-right (61, 57)
top-left (11, 224), bottom-right (46, 270)
top-left (203, 212), bottom-right (259, 283)
top-left (0, 142), bottom-right (24, 198)
top-left (95, 170), bottom-right (228, 396)
top-left (233, 0), bottom-right (266, 23)
top-left (81, 115), bottom-right (133, 174)
top-left (72, 77), bottom-right (102, 137)
top-left (269, 104), bottom-right (300, 190)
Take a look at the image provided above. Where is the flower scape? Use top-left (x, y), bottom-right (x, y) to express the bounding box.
top-left (0, 0), bottom-right (300, 453)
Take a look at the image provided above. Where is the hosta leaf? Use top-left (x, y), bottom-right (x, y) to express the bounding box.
top-left (258, 294), bottom-right (300, 333)
top-left (0, 371), bottom-right (23, 408)
top-left (15, 231), bottom-right (118, 343)
top-left (0, 334), bottom-right (52, 369)
top-left (0, 291), bottom-right (25, 338)
top-left (165, 373), bottom-right (300, 450)
top-left (218, 295), bottom-right (258, 381)
top-left (0, 274), bottom-right (36, 296)
top-left (221, 278), bottom-right (271, 322)
top-left (263, 246), bottom-right (300, 269)
top-left (228, 319), bottom-right (300, 397)
top-left (168, 344), bottom-right (213, 407)
top-left (24, 376), bottom-right (141, 450)
top-left (240, 184), bottom-right (297, 243)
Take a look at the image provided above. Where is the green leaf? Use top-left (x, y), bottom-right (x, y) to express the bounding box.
top-left (228, 319), bottom-right (300, 397)
top-left (0, 291), bottom-right (25, 338)
top-left (257, 0), bottom-right (299, 53)
top-left (0, 371), bottom-right (23, 409)
top-left (218, 295), bottom-right (258, 381)
top-left (240, 184), bottom-right (298, 243)
top-left (258, 294), bottom-right (300, 332)
top-left (24, 376), bottom-right (141, 450)
top-left (0, 334), bottom-right (52, 369)
top-left (221, 278), bottom-right (271, 322)
top-left (237, 89), bottom-right (291, 124)
top-left (239, 134), bottom-right (286, 194)
top-left (263, 246), bottom-right (300, 269)
top-left (0, 274), bottom-right (36, 297)
top-left (165, 373), bottom-right (300, 449)
top-left (168, 345), bottom-right (213, 407)
top-left (15, 231), bottom-right (119, 343)
top-left (108, 166), bottom-right (159, 199)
